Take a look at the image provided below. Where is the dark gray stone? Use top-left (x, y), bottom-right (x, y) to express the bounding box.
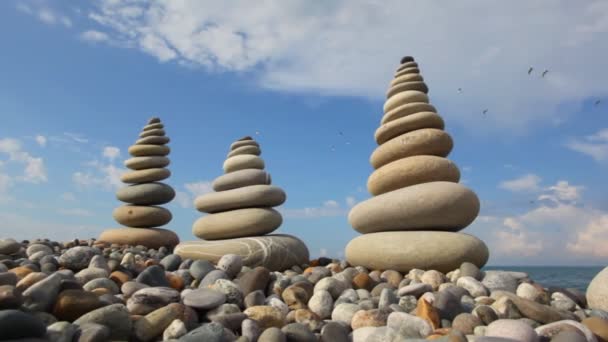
top-left (0, 309), bottom-right (46, 340)
top-left (136, 265), bottom-right (170, 287)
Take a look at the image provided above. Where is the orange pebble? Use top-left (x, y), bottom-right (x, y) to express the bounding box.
top-left (8, 266), bottom-right (34, 279)
top-left (415, 297), bottom-right (441, 330)
top-left (166, 273), bottom-right (184, 290)
top-left (109, 271), bottom-right (131, 286)
top-left (91, 288), bottom-right (111, 296)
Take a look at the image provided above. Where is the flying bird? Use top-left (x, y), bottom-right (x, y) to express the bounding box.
top-left (595, 100), bottom-right (601, 106)
top-left (338, 131), bottom-right (344, 136)
top-left (457, 88), bottom-right (463, 94)
top-left (330, 145), bottom-right (336, 152)
top-left (541, 69), bottom-right (549, 78)
top-left (482, 109), bottom-right (488, 115)
top-left (528, 67), bottom-right (534, 75)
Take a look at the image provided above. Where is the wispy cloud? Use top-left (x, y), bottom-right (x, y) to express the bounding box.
top-left (58, 208), bottom-right (94, 217)
top-left (17, 2), bottom-right (72, 28)
top-left (102, 146), bottom-right (120, 161)
top-left (499, 173), bottom-right (542, 193)
top-left (566, 128), bottom-right (608, 162)
top-left (0, 138), bottom-right (47, 183)
top-left (175, 181), bottom-right (214, 208)
top-left (35, 135), bottom-right (47, 147)
top-left (281, 197), bottom-right (357, 219)
top-left (80, 30), bottom-right (110, 43)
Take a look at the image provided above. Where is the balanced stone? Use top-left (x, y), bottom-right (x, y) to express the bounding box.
top-left (370, 128), bottom-right (453, 169)
top-left (212, 169), bottom-right (271, 191)
top-left (143, 122), bottom-right (164, 131)
top-left (116, 182), bottom-right (175, 205)
top-left (375, 112), bottom-right (444, 144)
top-left (125, 156), bottom-right (170, 170)
top-left (193, 208), bottom-right (282, 240)
top-left (346, 231), bottom-right (489, 273)
top-left (367, 156), bottom-right (460, 195)
top-left (139, 128), bottom-right (165, 138)
top-left (390, 74), bottom-right (424, 88)
top-left (383, 91), bottom-right (429, 113)
top-left (587, 266), bottom-right (608, 311)
top-left (99, 228), bottom-right (179, 249)
top-left (121, 168), bottom-right (171, 184)
top-left (382, 102), bottom-right (437, 125)
top-left (148, 117), bottom-right (161, 124)
top-left (231, 139), bottom-right (260, 151)
top-left (195, 185), bottom-right (286, 213)
top-left (228, 145), bottom-right (262, 158)
top-left (136, 136), bottom-right (170, 145)
top-left (393, 67), bottom-right (421, 79)
top-left (128, 144), bottom-right (170, 157)
top-left (386, 81), bottom-right (428, 98)
top-left (223, 155), bottom-right (265, 173)
top-left (175, 235), bottom-right (309, 272)
top-left (113, 205), bottom-right (172, 227)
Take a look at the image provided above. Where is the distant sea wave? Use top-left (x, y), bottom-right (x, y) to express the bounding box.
top-left (483, 266), bottom-right (604, 292)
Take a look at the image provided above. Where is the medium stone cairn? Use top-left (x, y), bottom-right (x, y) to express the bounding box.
top-left (99, 117), bottom-right (179, 249)
top-left (346, 56), bottom-right (489, 273)
top-left (175, 136), bottom-right (309, 271)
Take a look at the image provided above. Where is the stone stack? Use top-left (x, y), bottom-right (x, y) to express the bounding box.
top-left (345, 56), bottom-right (489, 273)
top-left (175, 136), bottom-right (309, 271)
top-left (99, 117), bottom-right (179, 249)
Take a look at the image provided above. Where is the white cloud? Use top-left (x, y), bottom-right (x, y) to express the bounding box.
top-left (35, 135), bottom-right (47, 147)
top-left (58, 208), bottom-right (94, 217)
top-left (61, 192), bottom-right (76, 201)
top-left (176, 181), bottom-right (214, 208)
top-left (63, 132), bottom-right (89, 144)
top-left (85, 0), bottom-right (608, 132)
top-left (81, 30), bottom-right (110, 43)
top-left (281, 198), bottom-right (355, 219)
top-left (0, 138), bottom-right (47, 183)
top-left (73, 146), bottom-right (125, 191)
top-left (319, 248), bottom-right (328, 257)
top-left (16, 2), bottom-right (73, 28)
top-left (175, 191), bottom-right (193, 208)
top-left (103, 146), bottom-right (121, 161)
top-left (538, 181), bottom-right (583, 204)
top-left (566, 128), bottom-right (608, 162)
top-left (345, 196), bottom-right (357, 208)
top-left (38, 8), bottom-right (56, 25)
top-left (494, 217), bottom-right (544, 257)
top-left (499, 173), bottom-right (541, 193)
top-left (0, 173), bottom-right (11, 193)
top-left (567, 215), bottom-right (608, 258)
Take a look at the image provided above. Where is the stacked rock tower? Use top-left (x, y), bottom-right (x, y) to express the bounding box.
top-left (99, 117), bottom-right (179, 249)
top-left (175, 136), bottom-right (309, 271)
top-left (346, 56), bottom-right (489, 273)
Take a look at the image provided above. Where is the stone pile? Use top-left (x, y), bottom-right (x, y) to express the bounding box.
top-left (346, 56), bottom-right (489, 273)
top-left (99, 117), bottom-right (179, 249)
top-left (175, 136), bottom-right (309, 271)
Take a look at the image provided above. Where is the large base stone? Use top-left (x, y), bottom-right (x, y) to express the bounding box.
top-left (174, 234), bottom-right (309, 271)
top-left (587, 266), bottom-right (608, 311)
top-left (98, 228), bottom-right (179, 249)
top-left (345, 231), bottom-right (489, 273)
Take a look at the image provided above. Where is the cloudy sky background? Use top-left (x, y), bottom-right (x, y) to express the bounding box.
top-left (1, 0), bottom-right (608, 265)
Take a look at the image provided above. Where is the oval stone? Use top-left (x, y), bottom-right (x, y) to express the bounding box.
top-left (175, 234), bottom-right (309, 272)
top-left (370, 128), bottom-right (453, 169)
top-left (121, 168), bottom-right (171, 183)
top-left (98, 228), bottom-right (179, 249)
top-left (396, 61), bottom-right (418, 72)
top-left (393, 67), bottom-right (420, 78)
top-left (227, 145), bottom-right (262, 158)
top-left (143, 123), bottom-right (164, 131)
top-left (231, 140), bottom-right (260, 151)
top-left (128, 144), bottom-right (170, 157)
top-left (116, 182), bottom-right (175, 205)
top-left (386, 81), bottom-right (429, 99)
top-left (349, 181), bottom-right (479, 233)
top-left (367, 156), bottom-right (460, 196)
top-left (212, 169), bottom-right (271, 192)
top-left (223, 155), bottom-right (265, 173)
top-left (375, 112), bottom-right (444, 144)
top-left (136, 136), bottom-right (170, 145)
top-left (195, 185), bottom-right (286, 213)
top-left (390, 74), bottom-right (424, 88)
top-left (345, 231), bottom-right (489, 273)
top-left (139, 128), bottom-right (165, 138)
top-left (587, 266), bottom-right (608, 311)
top-left (113, 205), bottom-right (172, 228)
top-left (384, 91), bottom-right (429, 114)
top-left (124, 156), bottom-right (170, 170)
top-left (193, 208), bottom-right (282, 240)
top-left (381, 102), bottom-right (437, 125)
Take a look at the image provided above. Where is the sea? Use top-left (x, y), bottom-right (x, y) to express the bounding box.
top-left (483, 266), bottom-right (604, 292)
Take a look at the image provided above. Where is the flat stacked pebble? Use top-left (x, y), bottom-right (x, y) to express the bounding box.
top-left (98, 117), bottom-right (179, 249)
top-left (1, 237), bottom-right (608, 341)
top-left (174, 136), bottom-right (309, 272)
top-left (346, 56), bottom-right (489, 273)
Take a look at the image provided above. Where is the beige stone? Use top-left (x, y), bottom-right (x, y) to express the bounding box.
top-left (394, 67), bottom-right (420, 78)
top-left (396, 61), bottom-right (419, 72)
top-left (195, 185), bottom-right (286, 213)
top-left (383, 91), bottom-right (429, 114)
top-left (139, 128), bottom-right (165, 138)
top-left (143, 123), bottom-right (164, 131)
top-left (125, 156), bottom-right (170, 170)
top-left (99, 228), bottom-right (179, 248)
top-left (370, 128), bottom-right (453, 169)
top-left (381, 102), bottom-right (437, 125)
top-left (212, 169), bottom-right (271, 191)
top-left (587, 266), bottom-right (608, 311)
top-left (113, 205), bottom-right (172, 228)
top-left (223, 155), bottom-right (265, 173)
top-left (174, 234), bottom-right (309, 271)
top-left (345, 231), bottom-right (489, 273)
top-left (349, 181), bottom-right (479, 234)
top-left (375, 112), bottom-right (444, 144)
top-left (193, 208), bottom-right (282, 240)
top-left (386, 81), bottom-right (428, 99)
top-left (231, 139), bottom-right (259, 151)
top-left (367, 156), bottom-right (460, 195)
top-left (121, 168), bottom-right (171, 184)
top-left (227, 145), bottom-right (261, 158)
top-left (128, 144), bottom-right (170, 157)
top-left (136, 136), bottom-right (170, 145)
top-left (390, 74), bottom-right (424, 88)
top-left (116, 182), bottom-right (175, 205)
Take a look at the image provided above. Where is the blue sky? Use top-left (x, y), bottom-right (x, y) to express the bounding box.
top-left (1, 0), bottom-right (607, 265)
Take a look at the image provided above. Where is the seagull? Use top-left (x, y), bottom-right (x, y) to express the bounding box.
top-left (528, 67), bottom-right (534, 75)
top-left (338, 131), bottom-right (344, 136)
top-left (457, 88), bottom-right (463, 94)
top-left (595, 100), bottom-right (601, 106)
top-left (541, 69), bottom-right (549, 78)
top-left (482, 109), bottom-right (488, 115)
top-left (330, 145), bottom-right (336, 152)
top-left (529, 200), bottom-right (535, 204)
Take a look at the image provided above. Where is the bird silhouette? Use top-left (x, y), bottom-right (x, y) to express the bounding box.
top-left (457, 88), bottom-right (463, 94)
top-left (338, 131), bottom-right (344, 136)
top-left (330, 145), bottom-right (336, 152)
top-left (595, 100), bottom-right (601, 106)
top-left (528, 67), bottom-right (534, 75)
top-left (542, 69), bottom-right (549, 78)
top-left (482, 109), bottom-right (488, 115)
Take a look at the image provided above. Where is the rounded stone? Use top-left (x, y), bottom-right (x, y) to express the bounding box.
top-left (136, 136), bottom-right (170, 145)
top-left (98, 228), bottom-right (179, 248)
top-left (393, 67), bottom-right (420, 79)
top-left (212, 169), bottom-right (271, 191)
top-left (384, 91), bottom-right (429, 114)
top-left (382, 102), bottom-right (437, 125)
top-left (349, 181), bottom-right (479, 234)
top-left (128, 144), bottom-right (170, 157)
top-left (116, 182), bottom-right (175, 205)
top-left (386, 81), bottom-right (428, 99)
top-left (223, 155), bottom-right (265, 173)
top-left (193, 208), bottom-right (282, 240)
top-left (148, 117), bottom-right (161, 124)
top-left (396, 60), bottom-right (418, 71)
top-left (183, 288), bottom-right (227, 310)
top-left (73, 303), bottom-right (132, 340)
top-left (244, 306), bottom-right (285, 329)
top-left (139, 128), bottom-right (165, 138)
top-left (0, 309), bottom-right (47, 340)
top-left (587, 266), bottom-right (608, 311)
top-left (370, 128), bottom-right (453, 169)
top-left (367, 155), bottom-right (460, 196)
top-left (174, 234), bottom-right (309, 272)
top-left (231, 139), bottom-right (259, 151)
top-left (195, 185), bottom-right (286, 213)
top-left (53, 290), bottom-right (103, 322)
top-left (345, 231), bottom-right (489, 273)
top-left (390, 75), bottom-right (425, 88)
top-left (486, 319), bottom-right (539, 342)
top-left (124, 156), bottom-right (170, 170)
top-left (375, 112), bottom-right (444, 144)
top-left (143, 122), bottom-right (163, 131)
top-left (121, 168), bottom-right (171, 184)
top-left (113, 205), bottom-right (172, 228)
top-left (582, 316), bottom-right (608, 342)
top-left (228, 145), bottom-right (261, 158)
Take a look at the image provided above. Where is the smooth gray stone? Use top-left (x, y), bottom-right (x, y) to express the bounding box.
top-left (182, 288), bottom-right (226, 310)
top-left (116, 182), bottom-right (176, 205)
top-left (258, 327), bottom-right (286, 342)
top-left (59, 247), bottom-right (101, 271)
top-left (212, 168), bottom-right (271, 191)
top-left (136, 135), bottom-right (170, 145)
top-left (124, 156), bottom-right (170, 170)
top-left (76, 323), bottom-right (111, 342)
top-left (189, 260), bottom-right (215, 281)
top-left (73, 304), bottom-right (132, 340)
top-left (179, 322), bottom-right (228, 342)
top-left (22, 272), bottom-right (62, 311)
top-left (194, 185), bottom-right (286, 213)
top-left (46, 321), bottom-right (78, 342)
top-left (0, 309), bottom-right (46, 340)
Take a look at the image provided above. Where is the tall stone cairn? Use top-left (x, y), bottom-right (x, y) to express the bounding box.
top-left (174, 136), bottom-right (309, 271)
top-left (98, 117), bottom-right (179, 249)
top-left (345, 56), bottom-right (489, 273)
